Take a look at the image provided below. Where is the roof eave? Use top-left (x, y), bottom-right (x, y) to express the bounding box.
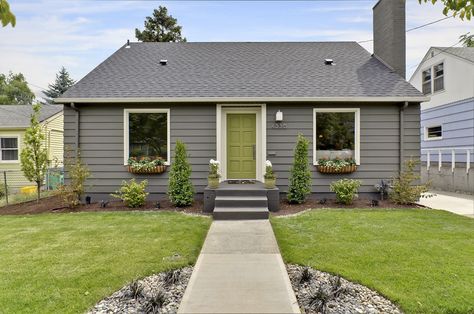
top-left (55, 96), bottom-right (430, 104)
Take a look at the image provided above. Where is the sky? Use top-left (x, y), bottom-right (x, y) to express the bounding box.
top-left (0, 0), bottom-right (472, 99)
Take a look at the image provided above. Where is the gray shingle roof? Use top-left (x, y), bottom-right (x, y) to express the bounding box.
top-left (58, 42), bottom-right (424, 101)
top-left (0, 105), bottom-right (63, 128)
top-left (432, 47), bottom-right (474, 63)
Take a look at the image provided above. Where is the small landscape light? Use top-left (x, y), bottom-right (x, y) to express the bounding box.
top-left (155, 201), bottom-right (161, 209)
top-left (85, 196), bottom-right (91, 205)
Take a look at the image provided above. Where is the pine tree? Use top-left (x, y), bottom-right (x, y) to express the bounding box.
top-left (287, 134), bottom-right (312, 204)
top-left (135, 6), bottom-right (186, 42)
top-left (20, 103), bottom-right (48, 202)
top-left (43, 67), bottom-right (75, 104)
top-left (168, 140), bottom-right (194, 207)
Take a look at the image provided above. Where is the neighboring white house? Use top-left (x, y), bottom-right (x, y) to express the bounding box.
top-left (409, 47), bottom-right (474, 193)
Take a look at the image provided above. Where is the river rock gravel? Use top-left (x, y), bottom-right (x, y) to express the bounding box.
top-left (287, 264), bottom-right (403, 314)
top-left (88, 266), bottom-right (193, 314)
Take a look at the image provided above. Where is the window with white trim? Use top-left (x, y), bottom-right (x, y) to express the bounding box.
top-left (425, 125), bottom-right (442, 140)
top-left (124, 109), bottom-right (170, 164)
top-left (313, 108), bottom-right (360, 164)
top-left (422, 68), bottom-right (432, 95)
top-left (0, 137), bottom-right (19, 162)
top-left (433, 63), bottom-right (444, 92)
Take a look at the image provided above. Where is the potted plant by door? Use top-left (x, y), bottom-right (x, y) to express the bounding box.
top-left (264, 160), bottom-right (277, 188)
top-left (208, 159), bottom-right (221, 189)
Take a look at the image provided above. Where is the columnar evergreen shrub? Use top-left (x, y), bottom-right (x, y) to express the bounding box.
top-left (168, 140), bottom-right (194, 207)
top-left (287, 134), bottom-right (312, 204)
top-left (389, 159), bottom-right (429, 205)
top-left (330, 179), bottom-right (361, 205)
top-left (111, 179), bottom-right (148, 208)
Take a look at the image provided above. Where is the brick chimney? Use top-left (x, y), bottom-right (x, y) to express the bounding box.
top-left (373, 0), bottom-right (406, 78)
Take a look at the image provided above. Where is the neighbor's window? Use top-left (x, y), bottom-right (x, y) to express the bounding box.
top-left (426, 125), bottom-right (442, 139)
top-left (125, 109), bottom-right (169, 163)
top-left (422, 68), bottom-right (432, 95)
top-left (433, 63), bottom-right (444, 92)
top-left (314, 109), bottom-right (360, 164)
top-left (0, 137), bottom-right (19, 162)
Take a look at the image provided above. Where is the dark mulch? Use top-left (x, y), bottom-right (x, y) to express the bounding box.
top-left (273, 197), bottom-right (425, 216)
top-left (0, 195), bottom-right (206, 216)
top-left (0, 194), bottom-right (424, 216)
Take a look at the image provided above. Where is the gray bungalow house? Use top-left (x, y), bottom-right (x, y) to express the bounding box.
top-left (56, 0), bottom-right (427, 207)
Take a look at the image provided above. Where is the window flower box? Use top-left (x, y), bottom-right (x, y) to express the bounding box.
top-left (316, 158), bottom-right (357, 174)
top-left (127, 157), bottom-right (167, 174)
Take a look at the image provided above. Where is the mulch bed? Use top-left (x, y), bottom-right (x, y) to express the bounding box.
top-left (0, 195), bottom-right (206, 216)
top-left (273, 198), bottom-right (426, 216)
top-left (0, 195), bottom-right (424, 216)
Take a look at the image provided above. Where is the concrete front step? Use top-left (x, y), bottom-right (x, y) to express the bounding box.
top-left (216, 188), bottom-right (268, 197)
top-left (213, 207), bottom-right (269, 220)
top-left (214, 195), bottom-right (268, 208)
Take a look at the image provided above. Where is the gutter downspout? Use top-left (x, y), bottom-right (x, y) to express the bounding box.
top-left (399, 101), bottom-right (409, 173)
top-left (70, 103), bottom-right (80, 152)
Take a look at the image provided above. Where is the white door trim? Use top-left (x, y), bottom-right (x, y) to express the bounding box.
top-left (216, 104), bottom-right (266, 181)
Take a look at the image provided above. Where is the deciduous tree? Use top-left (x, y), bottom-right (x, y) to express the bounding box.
top-left (0, 72), bottom-right (35, 105)
top-left (20, 103), bottom-right (48, 202)
top-left (419, 0), bottom-right (473, 20)
top-left (0, 0), bottom-right (15, 27)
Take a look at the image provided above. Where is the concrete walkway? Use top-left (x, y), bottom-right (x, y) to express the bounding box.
top-left (418, 190), bottom-right (474, 218)
top-left (178, 220), bottom-right (300, 313)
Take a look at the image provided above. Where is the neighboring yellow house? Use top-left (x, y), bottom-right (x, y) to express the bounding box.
top-left (0, 105), bottom-right (63, 191)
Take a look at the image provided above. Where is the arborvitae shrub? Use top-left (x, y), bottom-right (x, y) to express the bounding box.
top-left (168, 140), bottom-right (194, 207)
top-left (287, 134), bottom-right (312, 204)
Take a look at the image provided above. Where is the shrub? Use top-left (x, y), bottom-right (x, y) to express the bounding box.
top-left (60, 147), bottom-right (90, 208)
top-left (330, 179), bottom-right (361, 205)
top-left (287, 134), bottom-right (312, 204)
top-left (389, 159), bottom-right (429, 205)
top-left (111, 179), bottom-right (148, 208)
top-left (168, 140), bottom-right (194, 207)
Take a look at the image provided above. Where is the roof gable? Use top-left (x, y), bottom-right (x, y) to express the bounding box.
top-left (58, 42), bottom-right (424, 102)
top-left (0, 105), bottom-right (63, 129)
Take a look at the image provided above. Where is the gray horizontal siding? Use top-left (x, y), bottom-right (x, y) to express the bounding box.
top-left (266, 103), bottom-right (419, 194)
top-left (421, 97), bottom-right (474, 162)
top-left (64, 104), bottom-right (215, 196)
top-left (65, 102), bottom-right (419, 198)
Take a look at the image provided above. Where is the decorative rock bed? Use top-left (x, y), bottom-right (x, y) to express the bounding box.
top-left (88, 266), bottom-right (193, 314)
top-left (287, 264), bottom-right (403, 314)
top-left (88, 264), bottom-right (402, 314)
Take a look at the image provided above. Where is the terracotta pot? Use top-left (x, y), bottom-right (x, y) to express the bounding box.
top-left (128, 165), bottom-right (167, 174)
top-left (264, 178), bottom-right (276, 189)
top-left (207, 177), bottom-right (220, 189)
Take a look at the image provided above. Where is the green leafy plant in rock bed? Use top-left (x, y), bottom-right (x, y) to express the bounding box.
top-left (111, 179), bottom-right (149, 208)
top-left (330, 179), bottom-right (361, 205)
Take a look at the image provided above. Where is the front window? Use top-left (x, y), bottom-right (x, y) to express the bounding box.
top-left (433, 63), bottom-right (444, 92)
top-left (314, 109), bottom-right (360, 164)
top-left (125, 109), bottom-right (169, 164)
top-left (0, 137), bottom-right (19, 162)
top-left (422, 69), bottom-right (432, 95)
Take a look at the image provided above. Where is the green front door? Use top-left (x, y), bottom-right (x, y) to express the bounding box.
top-left (227, 114), bottom-right (257, 179)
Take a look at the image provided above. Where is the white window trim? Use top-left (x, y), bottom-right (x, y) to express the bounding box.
top-left (0, 135), bottom-right (20, 163)
top-left (313, 108), bottom-right (360, 166)
top-left (123, 108), bottom-right (171, 165)
top-left (432, 60), bottom-right (445, 94)
top-left (424, 125), bottom-right (443, 141)
top-left (216, 104), bottom-right (267, 182)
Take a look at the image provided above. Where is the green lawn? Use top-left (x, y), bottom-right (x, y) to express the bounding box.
top-left (0, 211), bottom-right (211, 314)
top-left (271, 209), bottom-right (474, 314)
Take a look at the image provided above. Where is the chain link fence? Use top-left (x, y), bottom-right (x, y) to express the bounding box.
top-left (0, 168), bottom-right (64, 205)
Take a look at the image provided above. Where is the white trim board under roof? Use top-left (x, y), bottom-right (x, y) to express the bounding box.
top-left (56, 96), bottom-right (429, 104)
